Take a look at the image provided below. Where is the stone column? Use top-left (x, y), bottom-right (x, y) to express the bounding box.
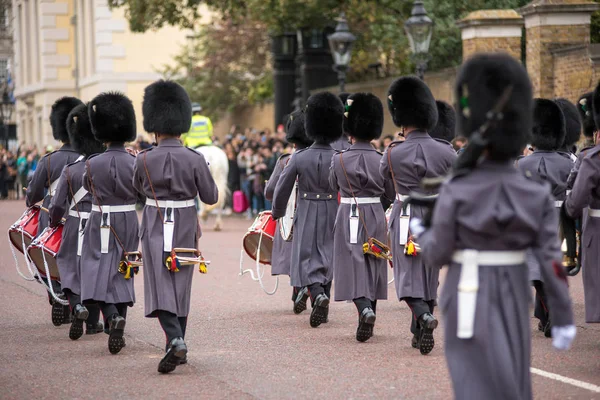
top-left (457, 10), bottom-right (524, 62)
top-left (519, 0), bottom-right (600, 98)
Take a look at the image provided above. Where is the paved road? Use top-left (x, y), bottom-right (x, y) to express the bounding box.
top-left (1, 200), bottom-right (599, 399)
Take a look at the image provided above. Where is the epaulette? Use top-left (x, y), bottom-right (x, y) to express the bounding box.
top-left (138, 147), bottom-right (153, 155)
top-left (277, 153), bottom-right (291, 162)
top-left (556, 151), bottom-right (574, 161)
top-left (375, 149), bottom-right (383, 155)
top-left (295, 147), bottom-right (309, 155)
top-left (86, 153), bottom-right (101, 161)
top-left (433, 138), bottom-right (453, 147)
top-left (578, 145), bottom-right (594, 156)
top-left (389, 140), bottom-right (405, 147)
top-left (65, 158), bottom-right (84, 168)
top-left (40, 150), bottom-right (57, 161)
top-left (185, 147), bottom-right (204, 157)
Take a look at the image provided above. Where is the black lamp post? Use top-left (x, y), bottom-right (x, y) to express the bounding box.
top-left (327, 12), bottom-right (356, 93)
top-left (0, 89), bottom-right (13, 149)
top-left (404, 1), bottom-right (434, 81)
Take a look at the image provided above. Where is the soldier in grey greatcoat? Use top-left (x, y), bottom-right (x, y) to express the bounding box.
top-left (272, 92), bottom-right (343, 328)
top-left (26, 96), bottom-right (83, 326)
top-left (329, 93), bottom-right (395, 342)
top-left (133, 80), bottom-right (218, 374)
top-left (264, 110), bottom-right (313, 311)
top-left (380, 77), bottom-right (457, 355)
top-left (565, 81), bottom-right (600, 324)
top-left (330, 92), bottom-right (351, 152)
top-left (80, 92), bottom-right (139, 355)
top-left (49, 103), bottom-right (105, 340)
top-left (416, 53), bottom-right (575, 400)
top-left (516, 98), bottom-right (571, 338)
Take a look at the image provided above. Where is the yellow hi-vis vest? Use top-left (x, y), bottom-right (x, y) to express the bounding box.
top-left (183, 115), bottom-right (213, 148)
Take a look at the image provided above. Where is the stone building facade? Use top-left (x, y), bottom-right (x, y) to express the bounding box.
top-left (12, 0), bottom-right (193, 147)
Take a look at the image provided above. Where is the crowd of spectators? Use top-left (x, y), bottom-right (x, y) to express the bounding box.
top-left (2, 127), bottom-right (468, 215)
top-left (0, 144), bottom-right (45, 200)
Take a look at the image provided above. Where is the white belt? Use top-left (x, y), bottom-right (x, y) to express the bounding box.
top-left (396, 194), bottom-right (409, 202)
top-left (145, 198), bottom-right (196, 208)
top-left (589, 207), bottom-right (600, 217)
top-left (69, 187), bottom-right (88, 210)
top-left (91, 204), bottom-right (137, 213)
top-left (452, 250), bottom-right (526, 339)
top-left (91, 204), bottom-right (136, 253)
top-left (555, 200), bottom-right (563, 208)
top-left (68, 210), bottom-right (90, 219)
top-left (340, 197), bottom-right (380, 204)
top-left (145, 198), bottom-right (195, 252)
top-left (48, 179), bottom-right (60, 197)
top-left (68, 210), bottom-right (91, 256)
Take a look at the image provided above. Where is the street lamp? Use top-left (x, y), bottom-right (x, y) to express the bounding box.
top-left (0, 88), bottom-right (13, 149)
top-left (404, 1), bottom-right (434, 81)
top-left (327, 12), bottom-right (356, 93)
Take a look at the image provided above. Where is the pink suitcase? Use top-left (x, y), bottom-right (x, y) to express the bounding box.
top-left (233, 190), bottom-right (249, 213)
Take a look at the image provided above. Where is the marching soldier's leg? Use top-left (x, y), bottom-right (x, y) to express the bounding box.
top-left (353, 297), bottom-right (376, 342)
top-left (404, 297), bottom-right (438, 355)
top-left (323, 281), bottom-right (332, 323)
top-left (85, 303), bottom-right (103, 335)
top-left (100, 302), bottom-right (126, 355)
top-left (157, 311), bottom-right (187, 374)
top-left (533, 280), bottom-right (551, 337)
top-left (178, 316), bottom-right (189, 365)
top-left (308, 283), bottom-right (329, 328)
top-left (65, 291), bottom-right (88, 341)
top-left (293, 286), bottom-right (309, 315)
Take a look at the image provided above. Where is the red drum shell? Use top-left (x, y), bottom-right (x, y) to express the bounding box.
top-left (243, 211), bottom-right (276, 265)
top-left (27, 224), bottom-right (63, 281)
top-left (8, 206), bottom-right (41, 254)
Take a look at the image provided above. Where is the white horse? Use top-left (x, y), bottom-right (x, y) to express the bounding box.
top-left (195, 145), bottom-right (229, 231)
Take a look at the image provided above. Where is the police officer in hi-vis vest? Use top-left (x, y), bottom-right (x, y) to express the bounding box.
top-left (182, 103), bottom-right (213, 148)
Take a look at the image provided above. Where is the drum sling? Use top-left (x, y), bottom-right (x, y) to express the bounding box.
top-left (65, 164), bottom-right (89, 257)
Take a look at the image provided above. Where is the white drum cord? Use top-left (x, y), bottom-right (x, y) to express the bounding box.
top-left (9, 230), bottom-right (36, 281)
top-left (239, 231), bottom-right (279, 295)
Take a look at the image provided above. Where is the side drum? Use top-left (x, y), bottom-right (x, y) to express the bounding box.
top-left (27, 224), bottom-right (64, 281)
top-left (242, 211), bottom-right (276, 265)
top-left (8, 206), bottom-right (41, 254)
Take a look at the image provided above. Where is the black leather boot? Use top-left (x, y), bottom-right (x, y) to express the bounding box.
top-left (158, 337), bottom-right (187, 374)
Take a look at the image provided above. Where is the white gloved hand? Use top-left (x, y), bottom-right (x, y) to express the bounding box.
top-left (551, 325), bottom-right (576, 350)
top-left (409, 218), bottom-right (426, 239)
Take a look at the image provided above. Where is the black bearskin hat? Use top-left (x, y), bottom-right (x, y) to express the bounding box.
top-left (50, 97), bottom-right (83, 142)
top-left (455, 53), bottom-right (532, 161)
top-left (67, 104), bottom-right (105, 157)
top-left (594, 81), bottom-right (600, 131)
top-left (88, 92), bottom-right (136, 143)
top-left (339, 92), bottom-right (351, 135)
top-left (142, 80), bottom-right (192, 136)
top-left (304, 92), bottom-right (344, 145)
top-left (387, 76), bottom-right (438, 131)
top-left (286, 110), bottom-right (312, 148)
top-left (344, 92), bottom-right (384, 141)
top-left (577, 92), bottom-right (595, 138)
top-left (555, 98), bottom-right (581, 149)
top-left (531, 98), bottom-right (566, 151)
top-left (429, 101), bottom-right (456, 142)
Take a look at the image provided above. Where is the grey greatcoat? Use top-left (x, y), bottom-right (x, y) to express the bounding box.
top-left (264, 153), bottom-right (293, 276)
top-left (379, 132), bottom-right (456, 301)
top-left (272, 144), bottom-right (338, 288)
top-left (26, 144), bottom-right (81, 236)
top-left (48, 159), bottom-right (90, 294)
top-left (80, 144), bottom-right (138, 306)
top-left (329, 142), bottom-right (394, 301)
top-left (566, 145), bottom-right (600, 323)
top-left (516, 151), bottom-right (573, 281)
top-left (420, 160), bottom-right (574, 400)
top-left (133, 138), bottom-right (218, 318)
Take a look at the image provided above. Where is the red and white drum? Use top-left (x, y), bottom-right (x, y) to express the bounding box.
top-left (27, 224), bottom-right (64, 281)
top-left (8, 206), bottom-right (41, 254)
top-left (242, 211), bottom-right (276, 265)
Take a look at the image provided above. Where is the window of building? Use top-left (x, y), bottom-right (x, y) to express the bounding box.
top-left (0, 58), bottom-right (9, 81)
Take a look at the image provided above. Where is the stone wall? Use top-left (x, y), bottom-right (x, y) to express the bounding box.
top-left (213, 68), bottom-right (458, 139)
top-left (463, 36), bottom-right (522, 60)
top-left (552, 44), bottom-right (600, 102)
top-left (526, 24), bottom-right (591, 98)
